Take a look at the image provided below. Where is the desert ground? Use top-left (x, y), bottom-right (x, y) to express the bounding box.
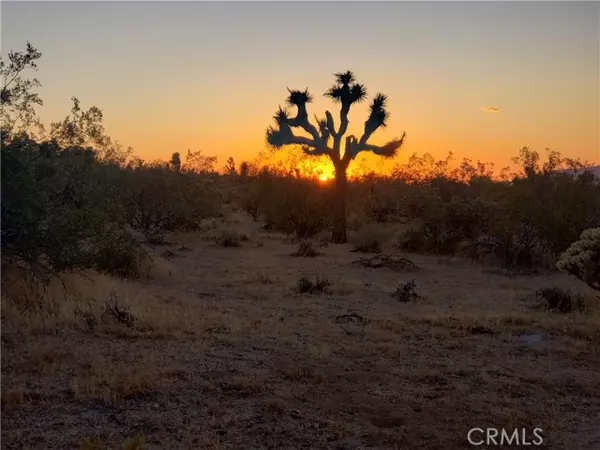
top-left (2, 213), bottom-right (599, 450)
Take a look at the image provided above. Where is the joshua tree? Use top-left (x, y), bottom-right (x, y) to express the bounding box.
top-left (266, 70), bottom-right (406, 243)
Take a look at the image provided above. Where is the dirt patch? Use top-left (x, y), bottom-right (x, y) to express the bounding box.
top-left (2, 226), bottom-right (599, 449)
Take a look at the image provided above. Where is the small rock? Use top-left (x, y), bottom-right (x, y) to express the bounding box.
top-left (519, 333), bottom-right (545, 346)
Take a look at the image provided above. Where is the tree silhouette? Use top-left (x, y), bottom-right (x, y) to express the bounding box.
top-left (266, 70), bottom-right (406, 242)
top-left (170, 152), bottom-right (181, 171)
top-left (225, 156), bottom-right (236, 175)
top-left (0, 41), bottom-right (43, 136)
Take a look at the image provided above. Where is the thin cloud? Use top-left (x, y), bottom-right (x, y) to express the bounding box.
top-left (480, 106), bottom-right (500, 113)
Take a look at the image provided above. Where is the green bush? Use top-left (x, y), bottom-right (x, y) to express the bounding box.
top-left (91, 231), bottom-right (151, 279)
top-left (120, 162), bottom-right (221, 243)
top-left (1, 135), bottom-right (131, 280)
top-left (396, 196), bottom-right (493, 254)
top-left (557, 228), bottom-right (600, 290)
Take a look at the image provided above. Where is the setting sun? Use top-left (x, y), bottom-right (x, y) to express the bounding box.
top-left (318, 173), bottom-right (329, 182)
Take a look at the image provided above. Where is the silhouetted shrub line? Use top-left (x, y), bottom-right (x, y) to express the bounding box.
top-left (3, 42), bottom-right (599, 294)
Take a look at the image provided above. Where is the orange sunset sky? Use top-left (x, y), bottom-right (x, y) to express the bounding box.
top-left (2, 1), bottom-right (599, 170)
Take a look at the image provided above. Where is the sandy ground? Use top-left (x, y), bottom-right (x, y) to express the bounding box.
top-left (2, 217), bottom-right (599, 450)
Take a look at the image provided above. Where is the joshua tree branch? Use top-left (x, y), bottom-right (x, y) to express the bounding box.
top-left (343, 132), bottom-right (406, 164)
top-left (301, 144), bottom-right (330, 156)
top-left (266, 124), bottom-right (332, 156)
top-left (358, 128), bottom-right (375, 147)
top-left (288, 115), bottom-right (322, 143)
top-left (338, 104), bottom-right (350, 138)
top-left (325, 111), bottom-right (337, 137)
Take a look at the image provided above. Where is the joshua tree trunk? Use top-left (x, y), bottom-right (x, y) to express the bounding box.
top-left (332, 162), bottom-right (348, 243)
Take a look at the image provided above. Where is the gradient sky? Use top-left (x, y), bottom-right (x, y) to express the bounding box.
top-left (2, 1), bottom-right (599, 168)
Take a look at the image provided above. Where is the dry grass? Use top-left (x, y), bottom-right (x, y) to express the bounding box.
top-left (2, 216), bottom-right (599, 449)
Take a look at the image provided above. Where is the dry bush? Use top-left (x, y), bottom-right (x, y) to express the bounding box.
top-left (71, 364), bottom-right (159, 405)
top-left (291, 240), bottom-right (320, 257)
top-left (296, 276), bottom-right (332, 294)
top-left (120, 162), bottom-right (222, 243)
top-left (392, 280), bottom-right (421, 302)
top-left (350, 223), bottom-right (390, 253)
top-left (263, 176), bottom-right (333, 239)
top-left (1, 269), bottom-right (196, 339)
top-left (536, 287), bottom-right (585, 314)
top-left (469, 222), bottom-right (554, 269)
top-left (351, 254), bottom-right (421, 272)
top-left (248, 273), bottom-right (276, 284)
top-left (215, 229), bottom-right (243, 247)
top-left (347, 176), bottom-right (415, 225)
top-left (220, 375), bottom-right (264, 396)
top-left (92, 236), bottom-right (154, 280)
top-left (395, 196), bottom-right (493, 255)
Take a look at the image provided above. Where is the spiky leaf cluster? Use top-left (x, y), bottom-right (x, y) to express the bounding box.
top-left (557, 227), bottom-right (600, 290)
top-left (273, 106), bottom-right (290, 125)
top-left (266, 124), bottom-right (292, 148)
top-left (324, 70), bottom-right (368, 106)
top-left (286, 88), bottom-right (313, 106)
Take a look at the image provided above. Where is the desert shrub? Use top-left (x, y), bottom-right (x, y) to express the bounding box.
top-left (396, 184), bottom-right (441, 220)
top-left (430, 176), bottom-right (472, 202)
top-left (394, 229), bottom-right (427, 253)
top-left (216, 229), bottom-right (242, 247)
top-left (120, 162), bottom-right (221, 243)
top-left (239, 168), bottom-right (274, 221)
top-left (1, 135), bottom-right (136, 280)
top-left (350, 224), bottom-right (389, 253)
top-left (557, 228), bottom-right (600, 290)
top-left (296, 276), bottom-right (331, 294)
top-left (263, 176), bottom-right (333, 239)
top-left (349, 176), bottom-right (405, 224)
top-left (468, 167), bottom-right (599, 268)
top-left (392, 152), bottom-right (457, 183)
top-left (536, 287), bottom-right (585, 313)
top-left (1, 44), bottom-right (223, 291)
top-left (1, 47), bottom-right (152, 284)
top-left (511, 176), bottom-right (599, 253)
top-left (506, 148), bottom-right (600, 255)
top-left (351, 254), bottom-right (421, 272)
top-left (291, 240), bottom-right (320, 257)
top-left (392, 279), bottom-right (420, 302)
top-left (91, 231), bottom-right (151, 279)
top-left (390, 148), bottom-right (600, 269)
top-left (470, 220), bottom-right (553, 269)
top-left (395, 196), bottom-right (493, 254)
top-left (104, 290), bottom-right (136, 327)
